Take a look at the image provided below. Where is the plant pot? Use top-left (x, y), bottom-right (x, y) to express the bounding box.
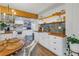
top-left (70, 42), bottom-right (79, 53)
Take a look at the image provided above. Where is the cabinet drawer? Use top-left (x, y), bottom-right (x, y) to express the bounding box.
top-left (55, 47), bottom-right (64, 56)
top-left (49, 46), bottom-right (58, 54)
top-left (49, 45), bottom-right (64, 56)
top-left (53, 36), bottom-right (63, 39)
top-left (49, 40), bottom-right (63, 46)
top-left (49, 35), bottom-right (64, 40)
top-left (49, 37), bottom-right (64, 46)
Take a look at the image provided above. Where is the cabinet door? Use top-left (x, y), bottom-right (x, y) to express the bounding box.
top-left (0, 34), bottom-right (5, 40)
top-left (54, 45), bottom-right (64, 56)
top-left (4, 34), bottom-right (13, 39)
top-left (34, 32), bottom-right (40, 41)
top-left (40, 39), bottom-right (49, 48)
top-left (38, 33), bottom-right (50, 49)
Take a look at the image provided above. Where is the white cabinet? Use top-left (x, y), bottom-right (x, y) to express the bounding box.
top-left (0, 34), bottom-right (5, 41)
top-left (48, 35), bottom-right (65, 56)
top-left (34, 32), bottom-right (48, 42)
top-left (34, 32), bottom-right (41, 41)
top-left (4, 33), bottom-right (13, 39)
top-left (34, 32), bottom-right (65, 56)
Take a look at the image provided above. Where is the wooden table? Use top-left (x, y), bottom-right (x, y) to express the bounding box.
top-left (0, 39), bottom-right (24, 56)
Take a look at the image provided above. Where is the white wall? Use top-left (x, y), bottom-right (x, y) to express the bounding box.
top-left (66, 4), bottom-right (79, 36)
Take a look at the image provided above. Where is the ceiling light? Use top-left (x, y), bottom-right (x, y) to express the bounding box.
top-left (12, 9), bottom-right (15, 12)
top-left (3, 13), bottom-right (6, 16)
top-left (14, 12), bottom-right (16, 15)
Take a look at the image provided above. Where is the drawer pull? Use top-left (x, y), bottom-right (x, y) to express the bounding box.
top-left (54, 48), bottom-right (56, 50)
top-left (53, 42), bottom-right (56, 44)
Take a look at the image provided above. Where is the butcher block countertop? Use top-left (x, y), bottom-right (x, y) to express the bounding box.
top-left (0, 38), bottom-right (24, 56)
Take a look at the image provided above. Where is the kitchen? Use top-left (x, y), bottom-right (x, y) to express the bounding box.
top-left (0, 3), bottom-right (79, 56)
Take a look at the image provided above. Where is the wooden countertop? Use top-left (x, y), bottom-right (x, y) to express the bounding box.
top-left (48, 32), bottom-right (65, 38)
top-left (37, 31), bottom-right (65, 38)
top-left (0, 39), bottom-right (24, 56)
top-left (1, 31), bottom-right (13, 34)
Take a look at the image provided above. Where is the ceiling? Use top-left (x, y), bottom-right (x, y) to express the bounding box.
top-left (0, 3), bottom-right (63, 14)
top-left (0, 3), bottom-right (54, 14)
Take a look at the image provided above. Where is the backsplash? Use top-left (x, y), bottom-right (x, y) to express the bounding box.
top-left (39, 21), bottom-right (65, 33)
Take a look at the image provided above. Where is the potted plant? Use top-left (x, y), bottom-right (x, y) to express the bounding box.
top-left (0, 23), bottom-right (7, 30)
top-left (0, 22), bottom-right (7, 33)
top-left (67, 34), bottom-right (79, 53)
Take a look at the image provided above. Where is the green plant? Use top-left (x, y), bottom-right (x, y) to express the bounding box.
top-left (67, 34), bottom-right (79, 44)
top-left (0, 22), bottom-right (7, 30)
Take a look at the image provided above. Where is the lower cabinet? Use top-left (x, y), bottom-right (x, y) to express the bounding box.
top-left (0, 34), bottom-right (5, 40)
top-left (4, 34), bottom-right (13, 39)
top-left (48, 35), bottom-right (65, 55)
top-left (34, 32), bottom-right (65, 56)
